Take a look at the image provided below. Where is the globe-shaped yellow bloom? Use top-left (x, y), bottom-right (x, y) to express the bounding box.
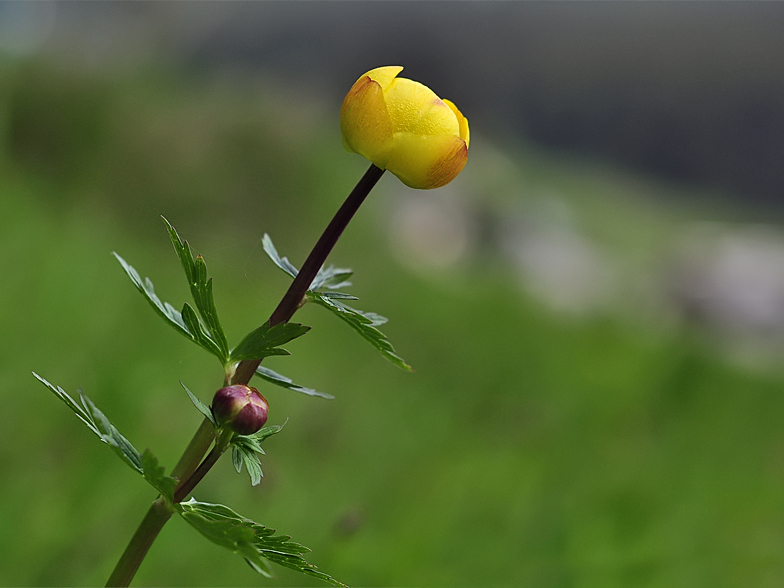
top-left (341, 66), bottom-right (470, 190)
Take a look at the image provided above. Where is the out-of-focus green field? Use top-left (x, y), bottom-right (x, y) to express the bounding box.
top-left (3, 60), bottom-right (784, 587)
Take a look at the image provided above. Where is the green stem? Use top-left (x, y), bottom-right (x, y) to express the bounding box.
top-left (105, 496), bottom-right (173, 587)
top-left (170, 417), bottom-right (215, 483)
top-left (173, 431), bottom-right (233, 503)
top-left (107, 162), bottom-right (384, 586)
top-left (106, 419), bottom-right (215, 588)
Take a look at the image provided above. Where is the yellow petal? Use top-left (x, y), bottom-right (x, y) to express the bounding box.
top-left (386, 132), bottom-right (468, 189)
top-left (383, 78), bottom-right (460, 138)
top-left (340, 75), bottom-right (395, 168)
top-left (363, 66), bottom-right (404, 91)
top-left (443, 99), bottom-right (470, 148)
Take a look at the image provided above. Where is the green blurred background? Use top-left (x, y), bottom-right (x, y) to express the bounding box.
top-left (3, 3), bottom-right (784, 587)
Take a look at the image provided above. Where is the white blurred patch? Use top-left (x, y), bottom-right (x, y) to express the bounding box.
top-left (388, 188), bottom-right (475, 272)
top-left (500, 196), bottom-right (618, 314)
top-left (668, 223), bottom-right (784, 334)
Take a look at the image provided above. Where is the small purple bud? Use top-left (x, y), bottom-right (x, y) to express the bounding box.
top-left (212, 384), bottom-right (269, 435)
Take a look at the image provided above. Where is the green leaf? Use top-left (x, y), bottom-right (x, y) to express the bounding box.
top-left (261, 233), bottom-right (299, 279)
top-left (262, 233), bottom-right (354, 292)
top-left (230, 424), bottom-right (284, 486)
top-left (112, 252), bottom-right (191, 340)
top-left (181, 382), bottom-right (217, 427)
top-left (254, 365), bottom-right (334, 400)
top-left (79, 394), bottom-right (144, 473)
top-left (310, 294), bottom-right (411, 371)
top-left (311, 266), bottom-right (354, 291)
top-left (181, 303), bottom-right (224, 359)
top-left (113, 252), bottom-right (227, 362)
top-left (141, 449), bottom-right (177, 502)
top-left (177, 499), bottom-right (346, 587)
top-left (232, 445), bottom-right (263, 486)
top-left (34, 373), bottom-right (177, 497)
top-left (163, 217), bottom-right (230, 362)
top-left (314, 291), bottom-right (358, 301)
top-left (230, 322), bottom-right (311, 363)
top-left (262, 233), bottom-right (410, 371)
top-left (34, 371), bottom-right (101, 437)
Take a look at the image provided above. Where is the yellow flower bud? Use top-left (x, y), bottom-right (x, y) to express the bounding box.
top-left (341, 66), bottom-right (470, 190)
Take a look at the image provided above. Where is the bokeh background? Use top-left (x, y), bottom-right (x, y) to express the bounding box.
top-left (3, 2), bottom-right (784, 586)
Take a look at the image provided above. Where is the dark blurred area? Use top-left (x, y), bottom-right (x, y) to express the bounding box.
top-left (6, 1), bottom-right (782, 205)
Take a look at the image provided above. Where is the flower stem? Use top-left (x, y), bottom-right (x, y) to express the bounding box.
top-left (170, 416), bottom-right (215, 483)
top-left (105, 496), bottom-right (173, 587)
top-left (106, 163), bottom-right (384, 587)
top-left (231, 163), bottom-right (384, 385)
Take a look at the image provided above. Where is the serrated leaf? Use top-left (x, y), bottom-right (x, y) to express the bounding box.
top-left (262, 234), bottom-right (354, 292)
top-left (254, 365), bottom-right (334, 399)
top-left (141, 449), bottom-right (178, 502)
top-left (113, 252), bottom-right (191, 339)
top-left (177, 499), bottom-right (346, 587)
top-left (181, 303), bottom-right (224, 359)
top-left (310, 294), bottom-right (411, 371)
top-left (232, 445), bottom-right (263, 486)
top-left (231, 445), bottom-right (244, 474)
top-left (80, 394), bottom-right (143, 473)
top-left (311, 266), bottom-right (354, 291)
top-left (313, 291), bottom-right (358, 301)
top-left (34, 372), bottom-right (101, 437)
top-left (163, 217), bottom-right (230, 361)
top-left (261, 234), bottom-right (299, 279)
top-left (114, 252), bottom-right (227, 362)
top-left (230, 424), bottom-right (283, 486)
top-left (231, 322), bottom-right (311, 363)
top-left (248, 422), bottom-right (285, 443)
top-left (262, 233), bottom-right (409, 371)
top-left (34, 373), bottom-right (177, 497)
top-left (181, 382), bottom-right (217, 426)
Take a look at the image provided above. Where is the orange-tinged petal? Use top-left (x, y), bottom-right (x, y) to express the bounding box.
top-left (443, 99), bottom-right (470, 148)
top-left (386, 132), bottom-right (468, 189)
top-left (340, 75), bottom-right (395, 168)
top-left (340, 66), bottom-right (469, 188)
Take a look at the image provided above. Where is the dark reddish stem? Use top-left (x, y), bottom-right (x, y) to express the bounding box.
top-left (231, 163), bottom-right (384, 385)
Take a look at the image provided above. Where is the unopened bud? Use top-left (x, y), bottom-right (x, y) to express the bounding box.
top-left (212, 384), bottom-right (269, 435)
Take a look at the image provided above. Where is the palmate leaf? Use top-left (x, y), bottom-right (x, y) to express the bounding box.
top-left (262, 233), bottom-right (411, 371)
top-left (177, 499), bottom-right (346, 587)
top-left (230, 322), bottom-right (311, 363)
top-left (33, 373), bottom-right (177, 502)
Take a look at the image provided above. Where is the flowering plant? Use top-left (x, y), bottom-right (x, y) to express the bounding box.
top-left (35, 66), bottom-right (468, 587)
